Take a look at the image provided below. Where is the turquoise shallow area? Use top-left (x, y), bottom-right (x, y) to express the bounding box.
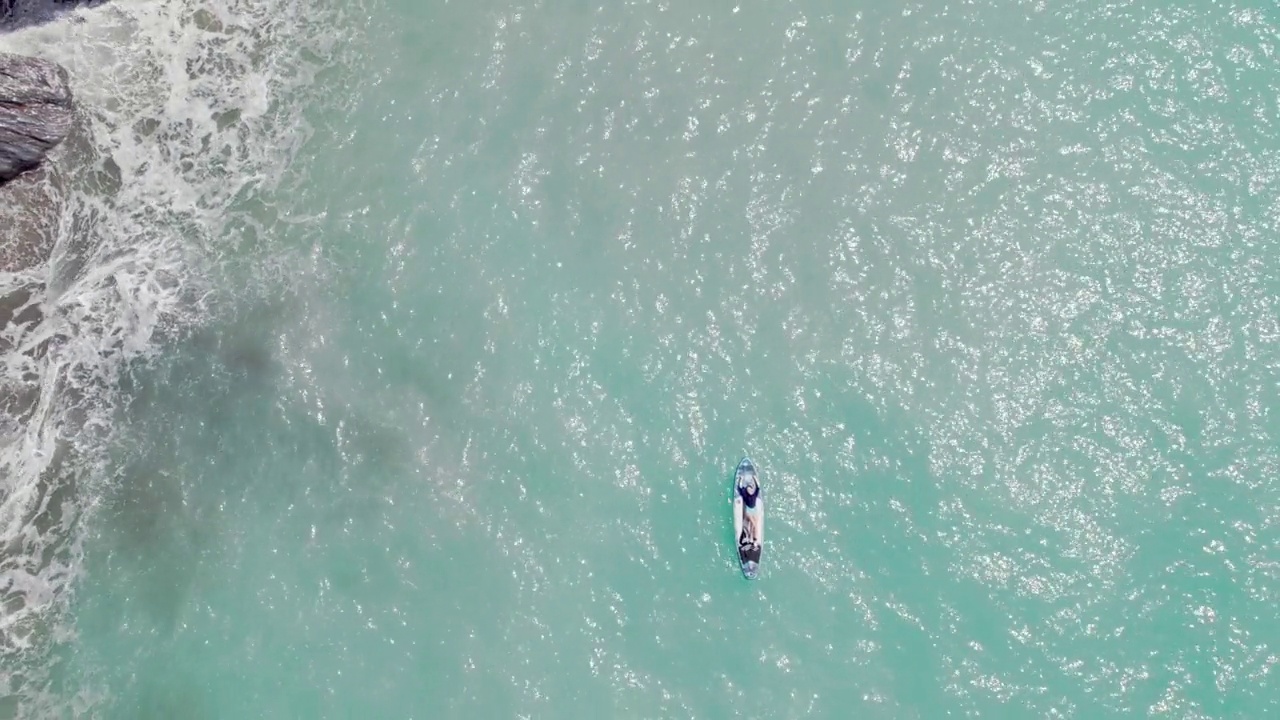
top-left (44, 0), bottom-right (1280, 717)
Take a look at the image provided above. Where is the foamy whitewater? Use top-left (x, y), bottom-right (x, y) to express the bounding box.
top-left (1, 1), bottom-right (355, 711)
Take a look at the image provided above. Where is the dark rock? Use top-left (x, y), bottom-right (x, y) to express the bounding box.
top-left (0, 51), bottom-right (73, 184)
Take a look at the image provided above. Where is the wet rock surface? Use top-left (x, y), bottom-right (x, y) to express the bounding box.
top-left (0, 51), bottom-right (74, 185)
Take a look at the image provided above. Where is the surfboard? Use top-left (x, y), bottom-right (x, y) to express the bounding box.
top-left (731, 457), bottom-right (763, 579)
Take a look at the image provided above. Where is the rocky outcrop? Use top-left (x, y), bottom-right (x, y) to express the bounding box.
top-left (0, 51), bottom-right (73, 185)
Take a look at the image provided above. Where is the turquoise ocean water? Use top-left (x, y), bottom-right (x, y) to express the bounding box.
top-left (2, 0), bottom-right (1279, 717)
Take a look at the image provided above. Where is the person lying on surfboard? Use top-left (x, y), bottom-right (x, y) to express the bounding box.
top-left (739, 476), bottom-right (763, 546)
